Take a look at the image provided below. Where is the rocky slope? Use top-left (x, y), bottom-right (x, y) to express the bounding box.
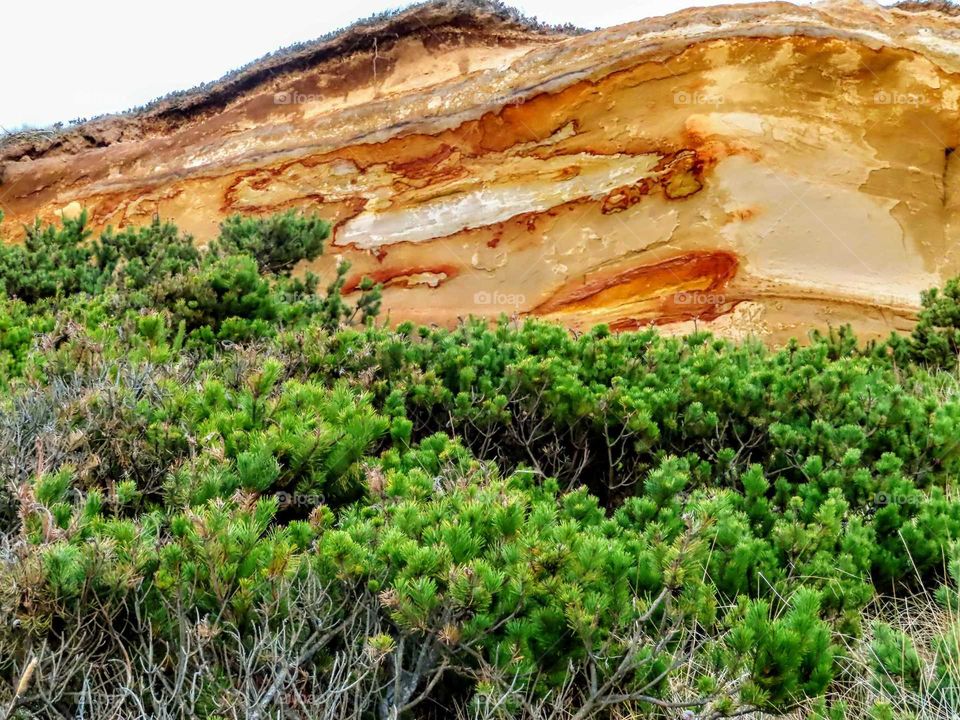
top-left (3, 0), bottom-right (960, 341)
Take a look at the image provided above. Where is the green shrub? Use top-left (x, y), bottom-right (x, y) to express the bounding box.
top-left (0, 210), bottom-right (99, 302)
top-left (213, 209), bottom-right (329, 275)
top-left (5, 209), bottom-right (960, 718)
top-left (869, 623), bottom-right (922, 699)
top-left (908, 277), bottom-right (960, 369)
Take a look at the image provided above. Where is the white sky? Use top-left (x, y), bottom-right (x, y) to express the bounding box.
top-left (0, 0), bottom-right (899, 130)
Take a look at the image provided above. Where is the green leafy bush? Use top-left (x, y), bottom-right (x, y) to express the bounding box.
top-left (1, 210), bottom-right (960, 719)
top-left (908, 277), bottom-right (960, 369)
top-left (0, 211), bottom-right (99, 302)
top-left (214, 210), bottom-right (329, 275)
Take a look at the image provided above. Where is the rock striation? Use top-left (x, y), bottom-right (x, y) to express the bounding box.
top-left (3, 0), bottom-right (960, 341)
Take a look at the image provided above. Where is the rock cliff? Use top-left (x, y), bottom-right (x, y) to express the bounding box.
top-left (3, 0), bottom-right (960, 341)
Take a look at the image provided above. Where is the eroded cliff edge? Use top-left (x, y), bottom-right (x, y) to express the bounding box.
top-left (3, 0), bottom-right (960, 341)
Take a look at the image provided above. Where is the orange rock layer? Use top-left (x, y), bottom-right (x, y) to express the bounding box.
top-left (4, 0), bottom-right (960, 341)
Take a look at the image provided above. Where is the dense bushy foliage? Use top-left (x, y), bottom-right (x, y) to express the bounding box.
top-left (213, 212), bottom-right (329, 276)
top-left (908, 277), bottom-right (960, 370)
top-left (0, 209), bottom-right (380, 376)
top-left (0, 210), bottom-right (959, 718)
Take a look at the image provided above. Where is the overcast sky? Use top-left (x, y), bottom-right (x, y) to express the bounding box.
top-left (1, 0), bottom-right (900, 130)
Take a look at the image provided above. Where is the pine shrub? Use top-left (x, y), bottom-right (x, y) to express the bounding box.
top-left (0, 209), bottom-right (959, 718)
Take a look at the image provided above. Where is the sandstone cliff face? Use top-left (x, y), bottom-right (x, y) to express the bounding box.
top-left (3, 0), bottom-right (960, 341)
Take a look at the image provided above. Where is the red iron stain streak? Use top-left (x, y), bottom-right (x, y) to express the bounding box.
top-left (533, 250), bottom-right (740, 326)
top-left (344, 264), bottom-right (459, 293)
